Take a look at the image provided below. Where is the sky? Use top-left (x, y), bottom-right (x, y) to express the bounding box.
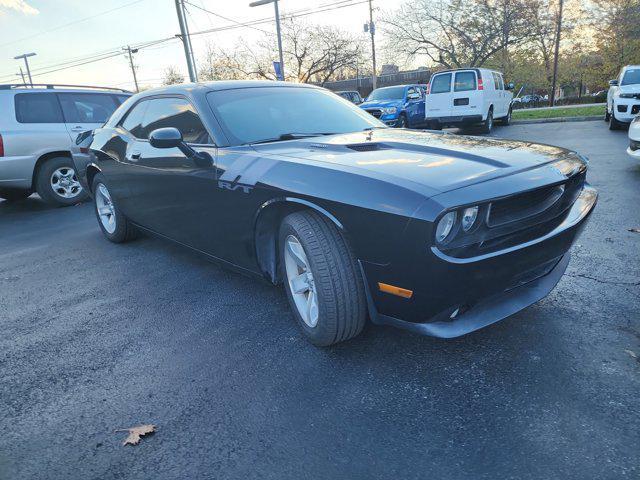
top-left (0, 0), bottom-right (405, 90)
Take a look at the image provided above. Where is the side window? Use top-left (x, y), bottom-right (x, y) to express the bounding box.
top-left (57, 93), bottom-right (119, 124)
top-left (431, 73), bottom-right (452, 94)
top-left (498, 74), bottom-right (504, 90)
top-left (115, 94), bottom-right (131, 105)
top-left (14, 93), bottom-right (63, 123)
top-left (406, 87), bottom-right (420, 99)
top-left (454, 71), bottom-right (477, 92)
top-left (492, 72), bottom-right (500, 90)
top-left (140, 97), bottom-right (211, 144)
top-left (121, 100), bottom-right (149, 138)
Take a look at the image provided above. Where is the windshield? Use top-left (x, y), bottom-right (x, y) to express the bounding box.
top-left (207, 87), bottom-right (384, 146)
top-left (621, 68), bottom-right (640, 86)
top-left (366, 86), bottom-right (405, 101)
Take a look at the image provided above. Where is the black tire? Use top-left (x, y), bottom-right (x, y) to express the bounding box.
top-left (35, 156), bottom-right (89, 206)
top-left (609, 107), bottom-right (622, 130)
top-left (498, 107), bottom-right (512, 126)
top-left (479, 108), bottom-right (494, 134)
top-left (279, 210), bottom-right (367, 346)
top-left (92, 174), bottom-right (138, 243)
top-left (428, 121), bottom-right (442, 130)
top-left (604, 106), bottom-right (610, 122)
top-left (0, 188), bottom-right (32, 201)
top-left (396, 113), bottom-right (408, 128)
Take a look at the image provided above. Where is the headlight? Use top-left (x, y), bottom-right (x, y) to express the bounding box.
top-left (461, 206), bottom-right (479, 231)
top-left (382, 107), bottom-right (397, 115)
top-left (435, 211), bottom-right (456, 243)
top-left (619, 93), bottom-right (635, 98)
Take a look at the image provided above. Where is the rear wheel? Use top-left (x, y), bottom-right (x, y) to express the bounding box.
top-left (36, 156), bottom-right (89, 206)
top-left (279, 211), bottom-right (367, 346)
top-left (479, 108), bottom-right (494, 134)
top-left (0, 189), bottom-right (31, 201)
top-left (92, 174), bottom-right (138, 243)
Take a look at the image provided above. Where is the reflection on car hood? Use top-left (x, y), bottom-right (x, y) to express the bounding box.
top-left (253, 129), bottom-right (585, 195)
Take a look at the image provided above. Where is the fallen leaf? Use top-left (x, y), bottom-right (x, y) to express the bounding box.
top-left (629, 228), bottom-right (640, 234)
top-left (115, 424), bottom-right (156, 446)
top-left (624, 349), bottom-right (638, 359)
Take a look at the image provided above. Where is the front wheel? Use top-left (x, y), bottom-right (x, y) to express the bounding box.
top-left (279, 211), bottom-right (367, 346)
top-left (396, 114), bottom-right (407, 128)
top-left (92, 174), bottom-right (138, 243)
top-left (499, 107), bottom-right (512, 126)
top-left (609, 107), bottom-right (622, 130)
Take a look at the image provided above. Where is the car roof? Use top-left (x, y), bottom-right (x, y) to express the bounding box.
top-left (135, 80), bottom-right (319, 98)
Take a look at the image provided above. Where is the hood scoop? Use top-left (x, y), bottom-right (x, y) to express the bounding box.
top-left (345, 143), bottom-right (390, 152)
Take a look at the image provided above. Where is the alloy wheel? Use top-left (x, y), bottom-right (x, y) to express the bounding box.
top-left (284, 235), bottom-right (319, 328)
top-left (50, 167), bottom-right (82, 199)
top-left (95, 183), bottom-right (117, 234)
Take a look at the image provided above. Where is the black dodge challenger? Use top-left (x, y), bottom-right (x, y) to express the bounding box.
top-left (73, 81), bottom-right (597, 346)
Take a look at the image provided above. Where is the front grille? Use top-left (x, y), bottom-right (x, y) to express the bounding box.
top-left (632, 105), bottom-right (640, 115)
top-left (488, 184), bottom-right (565, 227)
top-left (365, 108), bottom-right (382, 118)
top-left (630, 139), bottom-right (640, 151)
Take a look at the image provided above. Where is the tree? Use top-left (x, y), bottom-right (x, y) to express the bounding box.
top-left (162, 66), bottom-right (185, 85)
top-left (382, 0), bottom-right (538, 69)
top-left (198, 18), bottom-right (364, 85)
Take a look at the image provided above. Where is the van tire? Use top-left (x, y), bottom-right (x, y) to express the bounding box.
top-left (479, 108), bottom-right (494, 134)
top-left (498, 107), bottom-right (512, 126)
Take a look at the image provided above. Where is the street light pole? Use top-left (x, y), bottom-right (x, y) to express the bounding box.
top-left (124, 46), bottom-right (140, 93)
top-left (550, 0), bottom-right (563, 106)
top-left (250, 0), bottom-right (285, 81)
top-left (368, 0), bottom-right (377, 90)
top-left (14, 52), bottom-right (36, 86)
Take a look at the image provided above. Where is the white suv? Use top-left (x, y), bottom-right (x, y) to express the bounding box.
top-left (425, 68), bottom-right (514, 133)
top-left (0, 84), bottom-right (130, 205)
top-left (606, 65), bottom-right (640, 130)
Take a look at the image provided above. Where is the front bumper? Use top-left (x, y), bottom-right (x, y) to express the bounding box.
top-left (361, 185), bottom-right (597, 338)
top-left (613, 99), bottom-right (640, 122)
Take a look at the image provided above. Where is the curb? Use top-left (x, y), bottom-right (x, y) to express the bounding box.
top-left (511, 116), bottom-right (602, 125)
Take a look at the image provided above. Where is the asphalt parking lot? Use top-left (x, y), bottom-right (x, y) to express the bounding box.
top-left (1, 121), bottom-right (638, 480)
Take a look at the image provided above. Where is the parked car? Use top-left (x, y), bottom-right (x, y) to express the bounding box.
top-left (0, 84), bottom-right (131, 205)
top-left (606, 65), bottom-right (640, 130)
top-left (627, 115), bottom-right (640, 159)
top-left (336, 90), bottom-right (363, 105)
top-left (520, 94), bottom-right (544, 105)
top-left (73, 81), bottom-right (597, 346)
top-left (359, 84), bottom-right (426, 128)
top-left (425, 68), bottom-right (514, 133)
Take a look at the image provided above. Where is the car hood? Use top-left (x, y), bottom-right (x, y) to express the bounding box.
top-left (618, 84), bottom-right (640, 94)
top-left (253, 129), bottom-right (585, 195)
top-left (360, 99), bottom-right (402, 109)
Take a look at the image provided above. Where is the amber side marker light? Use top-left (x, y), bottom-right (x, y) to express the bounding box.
top-left (378, 282), bottom-right (413, 299)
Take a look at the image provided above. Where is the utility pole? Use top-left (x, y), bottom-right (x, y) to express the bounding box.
top-left (124, 46), bottom-right (139, 92)
top-left (250, 0), bottom-right (285, 81)
top-left (550, 0), bottom-right (563, 106)
top-left (367, 0), bottom-right (377, 90)
top-left (175, 0), bottom-right (197, 82)
top-left (14, 52), bottom-right (35, 86)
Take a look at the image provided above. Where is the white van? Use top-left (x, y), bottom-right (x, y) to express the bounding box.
top-left (425, 68), bottom-right (514, 133)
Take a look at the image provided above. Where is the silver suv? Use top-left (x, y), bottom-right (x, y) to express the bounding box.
top-left (0, 84), bottom-right (130, 206)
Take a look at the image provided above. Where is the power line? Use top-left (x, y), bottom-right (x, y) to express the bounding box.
top-left (184, 0), bottom-right (272, 34)
top-left (0, 0), bottom-right (149, 48)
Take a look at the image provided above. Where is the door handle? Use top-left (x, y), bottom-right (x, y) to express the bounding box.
top-left (70, 126), bottom-right (85, 131)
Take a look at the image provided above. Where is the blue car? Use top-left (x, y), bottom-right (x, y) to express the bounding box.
top-left (360, 84), bottom-right (426, 128)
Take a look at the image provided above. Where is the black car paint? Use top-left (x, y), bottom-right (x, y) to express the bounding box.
top-left (74, 81), bottom-right (597, 338)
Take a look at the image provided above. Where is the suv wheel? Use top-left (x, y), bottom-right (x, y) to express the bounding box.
top-left (36, 156), bottom-right (89, 206)
top-left (92, 174), bottom-right (138, 243)
top-left (0, 188), bottom-right (32, 201)
top-left (279, 211), bottom-right (367, 346)
top-left (609, 107), bottom-right (622, 130)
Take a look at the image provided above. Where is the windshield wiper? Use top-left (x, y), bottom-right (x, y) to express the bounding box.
top-left (245, 132), bottom-right (336, 145)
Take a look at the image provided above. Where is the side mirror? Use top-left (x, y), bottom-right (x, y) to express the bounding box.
top-left (149, 127), bottom-right (212, 167)
top-left (609, 79), bottom-right (619, 86)
top-left (506, 82), bottom-right (514, 90)
top-left (149, 127), bottom-right (183, 149)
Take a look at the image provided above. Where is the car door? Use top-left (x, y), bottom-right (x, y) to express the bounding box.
top-left (57, 92), bottom-right (123, 141)
top-left (491, 72), bottom-right (506, 117)
top-left (405, 86), bottom-right (424, 126)
top-left (451, 70), bottom-right (480, 119)
top-left (426, 73), bottom-right (452, 119)
top-left (117, 96), bottom-right (218, 249)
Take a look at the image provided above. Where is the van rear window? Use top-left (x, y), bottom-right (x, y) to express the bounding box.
top-left (15, 93), bottom-right (64, 123)
top-left (454, 71), bottom-right (476, 92)
top-left (431, 73), bottom-right (451, 94)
